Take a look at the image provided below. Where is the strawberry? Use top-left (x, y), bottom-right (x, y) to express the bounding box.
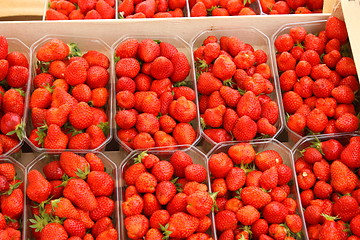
top-left (306, 108), bottom-right (328, 133)
top-left (228, 142), bottom-right (255, 164)
top-left (151, 160), bottom-right (174, 182)
top-left (116, 39), bottom-right (138, 58)
top-left (132, 132), bottom-right (156, 149)
top-left (169, 96), bottom-right (197, 123)
top-left (43, 160), bottom-right (64, 181)
top-left (215, 210), bottom-right (237, 232)
top-left (260, 166), bottom-right (278, 190)
top-left (275, 34), bottom-right (294, 52)
top-left (223, 108), bottom-right (238, 133)
top-left (208, 152), bottom-right (233, 178)
top-left (59, 152), bottom-right (90, 178)
top-left (89, 196), bottom-right (115, 221)
top-left (116, 77), bottom-right (136, 93)
top-left (335, 113), bottom-right (359, 132)
top-left (150, 56), bottom-right (174, 79)
top-left (46, 9), bottom-right (69, 20)
top-left (96, 0), bottom-right (115, 19)
top-left (91, 216), bottom-right (113, 237)
top-left (86, 124), bottom-right (107, 149)
top-left (173, 86), bottom-right (196, 101)
top-left (241, 186), bottom-right (271, 209)
top-left (277, 51), bottom-right (296, 72)
top-left (232, 115), bottom-right (257, 140)
top-left (165, 212), bottom-right (199, 238)
top-left (69, 102), bottom-right (94, 130)
top-left (0, 188), bottom-right (23, 220)
top-left (115, 58), bottom-right (140, 79)
top-left (68, 133), bottom-right (91, 149)
top-left (203, 128), bottom-right (232, 143)
top-left (40, 223), bottom-right (68, 240)
top-left (3, 89), bottom-right (24, 117)
top-left (86, 66), bottom-right (109, 89)
top-left (26, 169), bottom-right (52, 203)
top-left (190, 2), bottom-right (207, 17)
top-left (236, 91), bottom-right (261, 120)
top-left (138, 39), bottom-right (160, 63)
top-left (197, 72), bottom-right (222, 95)
top-left (282, 91), bottom-right (303, 114)
top-left (340, 141), bottom-right (360, 169)
top-left (170, 52), bottom-right (190, 82)
top-left (333, 195), bottom-right (359, 222)
top-left (330, 160), bottom-right (357, 194)
top-left (350, 215), bottom-right (360, 237)
top-left (150, 210), bottom-right (170, 229)
top-left (325, 16), bottom-right (348, 44)
top-left (37, 38), bottom-right (69, 62)
top-left (318, 215), bottom-right (344, 240)
top-left (220, 86), bottom-right (241, 108)
top-left (63, 178), bottom-right (97, 211)
top-left (122, 194), bottom-right (143, 216)
top-left (47, 197), bottom-right (81, 220)
top-left (124, 214), bottom-right (149, 239)
top-left (6, 66), bottom-right (28, 88)
top-left (155, 180), bottom-right (176, 205)
top-left (212, 55), bottom-right (236, 81)
top-left (226, 167), bottom-right (246, 191)
top-left (312, 78), bottom-right (334, 98)
top-left (184, 164), bottom-right (207, 183)
top-left (0, 36), bottom-right (8, 59)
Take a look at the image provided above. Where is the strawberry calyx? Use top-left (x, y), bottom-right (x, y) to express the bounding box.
top-left (4, 215), bottom-right (17, 224)
top-left (237, 88), bottom-right (247, 96)
top-left (223, 79), bottom-right (235, 87)
top-left (210, 191), bottom-right (218, 212)
top-left (195, 59), bottom-right (209, 73)
top-left (160, 223), bottom-right (172, 240)
top-left (206, 6), bottom-right (219, 15)
top-left (0, 180), bottom-right (22, 196)
top-left (294, 42), bottom-right (304, 49)
top-left (173, 80), bottom-right (188, 87)
top-left (97, 121), bottom-right (110, 136)
top-left (256, 134), bottom-right (272, 139)
top-left (14, 88), bottom-right (25, 97)
top-left (280, 222), bottom-right (302, 239)
top-left (243, 0), bottom-right (251, 5)
top-left (67, 43), bottom-right (82, 58)
top-left (200, 117), bottom-right (207, 129)
top-left (321, 214), bottom-right (340, 222)
top-left (133, 151), bottom-right (148, 164)
top-left (37, 60), bottom-right (50, 73)
top-left (153, 40), bottom-right (161, 44)
top-left (35, 123), bottom-right (48, 147)
top-left (234, 188), bottom-right (243, 199)
top-left (75, 165), bottom-right (90, 179)
top-left (55, 174), bottom-right (74, 188)
top-left (170, 177), bottom-right (178, 184)
top-left (114, 54), bottom-right (121, 63)
top-left (236, 163), bottom-right (255, 174)
top-left (118, 12), bottom-right (125, 19)
top-left (6, 120), bottom-right (25, 140)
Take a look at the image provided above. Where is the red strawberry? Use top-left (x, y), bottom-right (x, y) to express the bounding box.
top-left (335, 113), bottom-right (359, 133)
top-left (236, 91), bottom-right (261, 120)
top-left (155, 180), bottom-right (176, 205)
top-left (37, 38), bottom-right (69, 62)
top-left (232, 115), bottom-right (257, 140)
top-left (330, 160), bottom-right (357, 194)
top-left (241, 186), bottom-right (271, 209)
top-left (43, 124), bottom-right (68, 149)
top-left (69, 102), bottom-right (94, 130)
top-left (226, 167), bottom-right (246, 191)
top-left (190, 2), bottom-right (207, 16)
top-left (124, 214), bottom-right (149, 239)
top-left (26, 169), bottom-right (52, 203)
top-left (203, 128), bottom-right (232, 143)
top-left (170, 52), bottom-right (190, 82)
top-left (325, 16), bottom-right (348, 44)
top-left (282, 91), bottom-right (303, 114)
top-left (40, 223), bottom-right (68, 240)
top-left (215, 210), bottom-right (237, 232)
top-left (138, 39), bottom-right (160, 62)
top-left (197, 72), bottom-right (222, 95)
top-left (166, 212), bottom-right (199, 238)
top-left (3, 89), bottom-right (24, 117)
top-left (0, 36), bottom-right (8, 59)
top-left (63, 178), bottom-right (97, 211)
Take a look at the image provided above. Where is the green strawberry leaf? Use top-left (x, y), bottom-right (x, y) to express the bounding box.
top-left (97, 121), bottom-right (110, 136)
top-left (7, 121), bottom-right (25, 140)
top-left (37, 61), bottom-right (50, 73)
top-left (76, 165), bottom-right (90, 180)
top-left (133, 151), bottom-right (148, 164)
top-left (67, 43), bottom-right (82, 58)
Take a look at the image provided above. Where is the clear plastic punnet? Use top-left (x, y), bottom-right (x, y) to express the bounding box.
top-left (25, 35), bottom-right (114, 153)
top-left (24, 151), bottom-right (119, 240)
top-left (191, 28), bottom-right (284, 152)
top-left (118, 145), bottom-right (216, 239)
top-left (112, 35), bottom-right (201, 152)
top-left (207, 139), bottom-right (307, 240)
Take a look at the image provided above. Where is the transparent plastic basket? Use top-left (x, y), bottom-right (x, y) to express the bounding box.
top-left (25, 35), bottom-right (114, 153)
top-left (207, 139), bottom-right (308, 240)
top-left (24, 150), bottom-right (119, 240)
top-left (118, 145), bottom-right (216, 239)
top-left (112, 35), bottom-right (201, 152)
top-left (191, 27), bottom-right (284, 152)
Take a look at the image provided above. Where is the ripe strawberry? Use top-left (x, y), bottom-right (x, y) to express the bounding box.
top-left (282, 91), bottom-right (303, 114)
top-left (173, 86), bottom-right (196, 101)
top-left (115, 58), bottom-right (140, 79)
top-left (59, 152), bottom-right (89, 178)
top-left (335, 113), bottom-right (359, 133)
top-left (26, 169), bottom-right (52, 203)
top-left (236, 91), bottom-right (261, 120)
top-left (241, 186), bottom-right (271, 209)
top-left (306, 108), bottom-right (328, 133)
top-left (124, 214), bottom-right (149, 239)
top-left (86, 124), bottom-right (107, 149)
top-left (170, 52), bottom-right (190, 82)
top-left (91, 216), bottom-right (113, 237)
top-left (215, 210), bottom-right (237, 232)
top-left (166, 212), bottom-right (199, 238)
top-left (331, 160), bottom-right (357, 194)
top-left (40, 223), bottom-right (68, 240)
top-left (138, 39), bottom-right (160, 63)
top-left (0, 188), bottom-right (23, 220)
top-left (89, 196), bottom-right (115, 221)
top-left (255, 150), bottom-right (283, 171)
top-left (3, 89), bottom-right (24, 117)
top-left (116, 76), bottom-right (136, 93)
top-left (197, 72), bottom-right (222, 95)
top-left (208, 152), bottom-right (233, 178)
top-left (203, 128), bottom-right (232, 143)
top-left (331, 85), bottom-right (355, 104)
top-left (6, 65), bottom-right (28, 88)
top-left (190, 2), bottom-right (207, 17)
top-left (69, 102), bottom-right (94, 130)
top-left (226, 167), bottom-right (246, 191)
top-left (68, 133), bottom-right (91, 149)
top-left (86, 66), bottom-right (109, 89)
top-left (325, 16), bottom-right (348, 44)
top-left (0, 36), bottom-right (8, 59)
top-left (275, 34), bottom-right (294, 52)
top-left (223, 108), bottom-right (238, 133)
top-left (184, 164), bottom-right (206, 183)
top-left (122, 194), bottom-right (143, 216)
top-left (228, 142), bottom-right (255, 164)
top-left (236, 205), bottom-right (260, 226)
top-left (63, 178), bottom-right (97, 211)
top-left (350, 215), bottom-right (360, 237)
top-left (232, 115), bottom-right (257, 140)
top-left (151, 160), bottom-right (174, 182)
top-left (132, 132), bottom-right (156, 149)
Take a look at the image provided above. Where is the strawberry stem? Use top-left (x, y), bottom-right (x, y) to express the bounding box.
top-left (67, 43), bottom-right (82, 58)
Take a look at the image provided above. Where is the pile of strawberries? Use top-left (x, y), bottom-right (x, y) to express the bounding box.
top-left (115, 38), bottom-right (198, 150)
top-left (122, 150), bottom-right (214, 239)
top-left (260, 0), bottom-right (323, 14)
top-left (28, 38), bottom-right (110, 151)
top-left (46, 0), bottom-right (116, 20)
top-left (194, 35), bottom-right (280, 143)
top-left (209, 143), bottom-right (303, 239)
top-left (26, 152), bottom-right (117, 240)
top-left (295, 135), bottom-right (360, 239)
top-left (118, 0), bottom-right (186, 18)
top-left (190, 0), bottom-right (258, 16)
top-left (0, 162), bottom-right (24, 239)
top-left (275, 16), bottom-right (359, 137)
top-left (0, 36), bottom-right (29, 155)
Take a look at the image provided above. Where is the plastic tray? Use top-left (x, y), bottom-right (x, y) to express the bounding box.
top-left (191, 27), bottom-right (284, 152)
top-left (118, 145), bottom-right (216, 239)
top-left (112, 35), bottom-right (201, 152)
top-left (0, 37), bottom-right (31, 158)
top-left (24, 151), bottom-right (119, 240)
top-left (291, 132), bottom-right (360, 239)
top-left (24, 35), bottom-right (114, 153)
top-left (207, 139), bottom-right (307, 240)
